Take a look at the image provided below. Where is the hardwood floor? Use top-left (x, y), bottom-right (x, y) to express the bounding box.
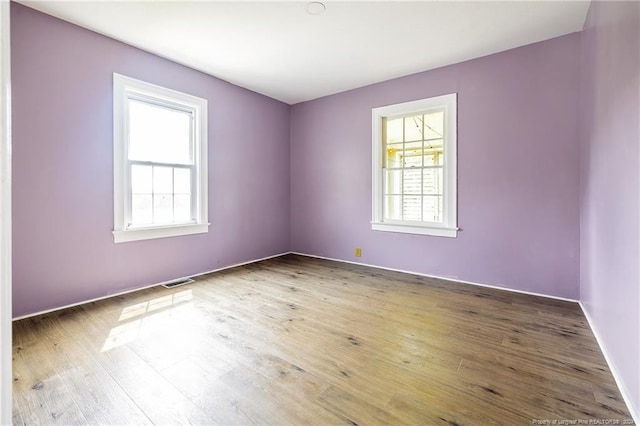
top-left (12, 254), bottom-right (632, 425)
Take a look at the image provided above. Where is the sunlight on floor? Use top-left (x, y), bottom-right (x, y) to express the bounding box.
top-left (101, 290), bottom-right (193, 352)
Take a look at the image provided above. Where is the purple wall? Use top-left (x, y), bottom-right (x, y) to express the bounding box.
top-left (579, 1), bottom-right (640, 418)
top-left (11, 3), bottom-right (291, 318)
top-left (9, 1), bottom-right (638, 416)
top-left (290, 34), bottom-right (582, 299)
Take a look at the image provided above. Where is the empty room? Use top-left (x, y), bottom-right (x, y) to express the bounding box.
top-left (0, 0), bottom-right (638, 424)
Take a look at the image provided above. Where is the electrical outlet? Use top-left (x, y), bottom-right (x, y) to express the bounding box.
top-left (355, 247), bottom-right (362, 257)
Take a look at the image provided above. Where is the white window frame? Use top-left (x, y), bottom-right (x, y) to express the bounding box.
top-left (113, 73), bottom-right (209, 243)
top-left (371, 93), bottom-right (458, 238)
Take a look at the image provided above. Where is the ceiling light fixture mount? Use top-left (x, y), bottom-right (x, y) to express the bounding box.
top-left (306, 2), bottom-right (326, 16)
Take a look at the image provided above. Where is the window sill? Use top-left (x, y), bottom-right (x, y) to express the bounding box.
top-left (371, 222), bottom-right (458, 238)
top-left (113, 223), bottom-right (210, 243)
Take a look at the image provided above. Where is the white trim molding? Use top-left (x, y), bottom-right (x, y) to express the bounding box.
top-left (291, 251), bottom-right (640, 420)
top-left (113, 223), bottom-right (209, 243)
top-left (291, 252), bottom-right (578, 302)
top-left (579, 302), bottom-right (640, 424)
top-left (13, 252), bottom-right (292, 321)
top-left (14, 250), bottom-right (581, 321)
top-left (371, 221), bottom-right (458, 238)
top-left (0, 1), bottom-right (12, 423)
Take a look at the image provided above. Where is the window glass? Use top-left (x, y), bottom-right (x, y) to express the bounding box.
top-left (128, 100), bottom-right (192, 165)
top-left (383, 111), bottom-right (445, 222)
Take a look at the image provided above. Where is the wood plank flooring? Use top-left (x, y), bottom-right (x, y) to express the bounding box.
top-left (12, 254), bottom-right (633, 425)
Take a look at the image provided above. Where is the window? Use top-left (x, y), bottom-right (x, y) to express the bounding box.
top-left (371, 93), bottom-right (457, 237)
top-left (113, 74), bottom-right (208, 243)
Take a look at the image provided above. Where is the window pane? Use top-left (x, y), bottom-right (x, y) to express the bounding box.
top-left (384, 195), bottom-right (402, 220)
top-left (403, 145), bottom-right (422, 168)
top-left (424, 139), bottom-right (443, 153)
top-left (423, 168), bottom-right (443, 195)
top-left (384, 170), bottom-right (402, 195)
top-left (128, 99), bottom-right (192, 165)
top-left (385, 143), bottom-right (402, 168)
top-left (423, 195), bottom-right (442, 223)
top-left (131, 194), bottom-right (152, 225)
top-left (153, 166), bottom-right (173, 194)
top-left (154, 194), bottom-right (173, 223)
top-left (130, 166), bottom-right (195, 226)
top-left (403, 196), bottom-right (421, 221)
top-left (174, 168), bottom-right (191, 194)
top-left (404, 115), bottom-right (423, 142)
top-left (131, 164), bottom-right (152, 194)
top-left (423, 110), bottom-right (444, 140)
top-left (385, 118), bottom-right (403, 143)
top-left (174, 194), bottom-right (191, 222)
top-left (424, 149), bottom-right (443, 166)
top-left (403, 169), bottom-right (421, 195)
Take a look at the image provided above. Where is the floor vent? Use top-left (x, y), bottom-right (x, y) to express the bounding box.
top-left (162, 278), bottom-right (195, 289)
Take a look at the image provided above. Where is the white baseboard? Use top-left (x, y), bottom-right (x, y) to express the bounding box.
top-left (12, 251), bottom-right (293, 321)
top-left (292, 252), bottom-right (638, 420)
top-left (291, 251), bottom-right (579, 303)
top-left (14, 250), bottom-right (578, 321)
top-left (13, 250), bottom-right (635, 422)
top-left (579, 302), bottom-right (639, 424)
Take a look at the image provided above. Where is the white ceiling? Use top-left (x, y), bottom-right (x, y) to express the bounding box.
top-left (18, 1), bottom-right (590, 104)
